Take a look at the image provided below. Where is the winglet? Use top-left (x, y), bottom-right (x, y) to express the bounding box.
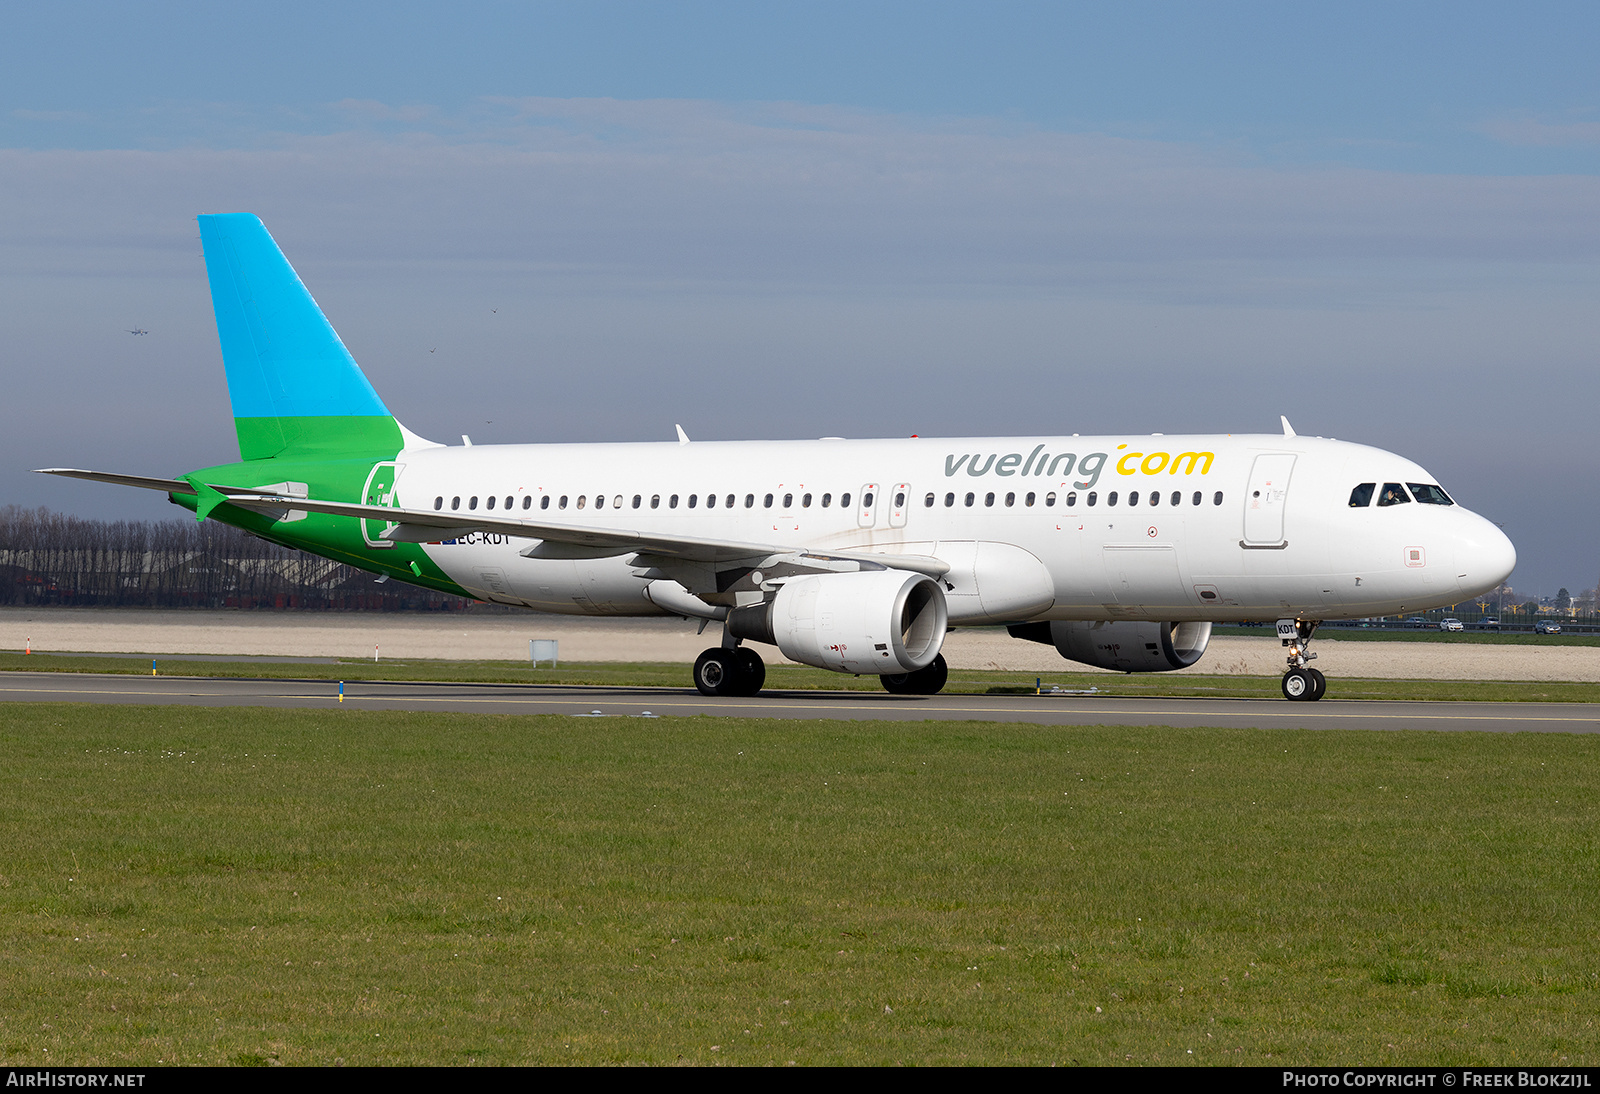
top-left (1280, 415), bottom-right (1296, 437)
top-left (183, 475), bottom-right (228, 523)
top-left (675, 424), bottom-right (690, 446)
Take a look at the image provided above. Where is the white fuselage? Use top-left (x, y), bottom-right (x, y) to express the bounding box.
top-left (388, 432), bottom-right (1516, 624)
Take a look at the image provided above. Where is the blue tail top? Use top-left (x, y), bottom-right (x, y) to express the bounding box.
top-left (199, 214), bottom-right (393, 458)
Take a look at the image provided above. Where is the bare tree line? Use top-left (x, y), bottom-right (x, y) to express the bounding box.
top-left (0, 506), bottom-right (486, 611)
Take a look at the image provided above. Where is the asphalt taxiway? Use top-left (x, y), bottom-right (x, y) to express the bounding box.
top-left (2, 671), bottom-right (1597, 732)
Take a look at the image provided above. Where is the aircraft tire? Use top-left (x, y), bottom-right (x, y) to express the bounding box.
top-left (881, 653), bottom-right (949, 695)
top-left (1281, 668), bottom-right (1313, 701)
top-left (1307, 668), bottom-right (1327, 701)
top-left (734, 647), bottom-right (766, 696)
top-left (693, 648), bottom-right (742, 697)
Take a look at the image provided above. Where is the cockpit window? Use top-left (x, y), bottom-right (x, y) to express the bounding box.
top-left (1349, 483), bottom-right (1375, 507)
top-left (1376, 483), bottom-right (1411, 507)
top-left (1406, 483), bottom-right (1454, 506)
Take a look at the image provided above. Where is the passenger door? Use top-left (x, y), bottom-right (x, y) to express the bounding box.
top-left (1242, 454), bottom-right (1295, 546)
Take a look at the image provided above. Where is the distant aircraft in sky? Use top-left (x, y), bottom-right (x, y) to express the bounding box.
top-left (126, 328), bottom-right (148, 335)
top-left (45, 214), bottom-right (1517, 701)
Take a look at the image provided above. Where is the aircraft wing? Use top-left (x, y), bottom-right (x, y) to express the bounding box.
top-left (218, 491), bottom-right (952, 576)
top-left (33, 469), bottom-right (950, 577)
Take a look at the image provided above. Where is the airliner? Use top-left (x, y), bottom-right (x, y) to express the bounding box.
top-left (42, 214), bottom-right (1517, 701)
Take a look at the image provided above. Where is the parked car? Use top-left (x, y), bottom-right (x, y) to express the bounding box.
top-left (1405, 616), bottom-right (1428, 628)
top-left (1534, 620), bottom-right (1562, 635)
top-left (1480, 617), bottom-right (1500, 628)
top-left (1438, 618), bottom-right (1464, 632)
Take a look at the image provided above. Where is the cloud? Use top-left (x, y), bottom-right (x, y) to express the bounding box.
top-left (2, 98), bottom-right (1597, 592)
top-left (1481, 113), bottom-right (1600, 148)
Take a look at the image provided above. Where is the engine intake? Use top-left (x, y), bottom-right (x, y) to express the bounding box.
top-left (1009, 620), bottom-right (1212, 672)
top-left (729, 570), bottom-right (948, 674)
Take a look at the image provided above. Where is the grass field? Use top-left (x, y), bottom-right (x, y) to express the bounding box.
top-left (1, 703), bottom-right (1596, 1065)
top-left (5, 652), bottom-right (1600, 703)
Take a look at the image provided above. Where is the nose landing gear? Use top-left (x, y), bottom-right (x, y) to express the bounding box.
top-left (1277, 618), bottom-right (1326, 701)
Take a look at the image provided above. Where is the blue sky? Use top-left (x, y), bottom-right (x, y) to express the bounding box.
top-left (3, 2), bottom-right (1598, 594)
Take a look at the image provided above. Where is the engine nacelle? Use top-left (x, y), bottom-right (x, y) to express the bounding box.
top-left (1009, 620), bottom-right (1213, 672)
top-left (729, 569), bottom-right (948, 675)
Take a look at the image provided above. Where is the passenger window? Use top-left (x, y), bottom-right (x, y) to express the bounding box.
top-left (632, 495), bottom-right (641, 509)
top-left (841, 493), bottom-right (851, 508)
top-left (945, 492), bottom-right (955, 507)
top-left (965, 492), bottom-right (975, 507)
top-left (595, 495), bottom-right (604, 509)
top-left (469, 496), bottom-right (479, 510)
top-left (1087, 492), bottom-right (1097, 506)
top-left (559, 496), bottom-right (568, 510)
top-left (1025, 492), bottom-right (1035, 507)
top-left (822, 493), bottom-right (832, 507)
top-left (522, 495), bottom-right (531, 510)
top-left (506, 496), bottom-right (513, 510)
top-left (984, 492), bottom-right (995, 507)
top-left (612, 495), bottom-right (622, 509)
top-left (451, 496), bottom-right (461, 510)
top-left (1192, 491), bottom-right (1201, 506)
top-left (541, 496), bottom-right (550, 510)
top-left (688, 494), bottom-right (697, 508)
top-left (434, 496), bottom-right (443, 510)
top-left (487, 496), bottom-right (496, 510)
top-left (577, 496), bottom-right (586, 509)
top-left (650, 495), bottom-right (659, 509)
top-left (746, 494), bottom-right (756, 508)
top-left (861, 492), bottom-right (872, 508)
top-left (1108, 491), bottom-right (1118, 506)
top-left (802, 493), bottom-right (812, 508)
top-left (1149, 491), bottom-right (1160, 506)
top-left (1407, 483), bottom-right (1454, 505)
top-left (1004, 492), bottom-right (1014, 507)
top-left (763, 493), bottom-right (773, 508)
top-left (924, 492), bottom-right (935, 507)
top-left (727, 494), bottom-right (736, 509)
top-left (1061, 492), bottom-right (1073, 506)
top-left (1212, 492), bottom-right (1223, 505)
top-left (894, 491), bottom-right (904, 508)
top-left (1349, 483), bottom-right (1375, 507)
top-left (706, 494), bottom-right (716, 509)
top-left (670, 494), bottom-right (679, 509)
top-left (1127, 491), bottom-right (1137, 507)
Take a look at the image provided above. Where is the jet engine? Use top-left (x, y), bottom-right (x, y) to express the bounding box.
top-left (1008, 620), bottom-right (1212, 672)
top-left (729, 569), bottom-right (948, 675)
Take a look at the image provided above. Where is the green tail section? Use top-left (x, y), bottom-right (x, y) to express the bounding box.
top-left (181, 214), bottom-right (467, 599)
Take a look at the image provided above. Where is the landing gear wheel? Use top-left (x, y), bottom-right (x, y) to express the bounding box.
top-left (1282, 668), bottom-right (1313, 701)
top-left (881, 653), bottom-right (949, 695)
top-left (693, 648), bottom-right (741, 697)
top-left (734, 648), bottom-right (766, 696)
top-left (1307, 668), bottom-right (1326, 701)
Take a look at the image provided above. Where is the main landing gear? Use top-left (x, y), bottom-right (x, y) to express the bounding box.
top-left (1277, 618), bottom-right (1326, 701)
top-left (881, 653), bottom-right (949, 695)
top-left (693, 646), bottom-right (766, 697)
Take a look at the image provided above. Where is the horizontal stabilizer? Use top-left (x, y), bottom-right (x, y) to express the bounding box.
top-left (34, 468), bottom-right (304, 499)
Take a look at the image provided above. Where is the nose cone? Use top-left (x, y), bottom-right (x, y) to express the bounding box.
top-left (1455, 515), bottom-right (1516, 598)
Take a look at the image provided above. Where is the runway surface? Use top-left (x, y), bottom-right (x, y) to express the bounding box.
top-left (3, 671), bottom-right (1598, 732)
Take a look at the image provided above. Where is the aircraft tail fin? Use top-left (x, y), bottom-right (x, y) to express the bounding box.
top-left (198, 213), bottom-right (404, 462)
